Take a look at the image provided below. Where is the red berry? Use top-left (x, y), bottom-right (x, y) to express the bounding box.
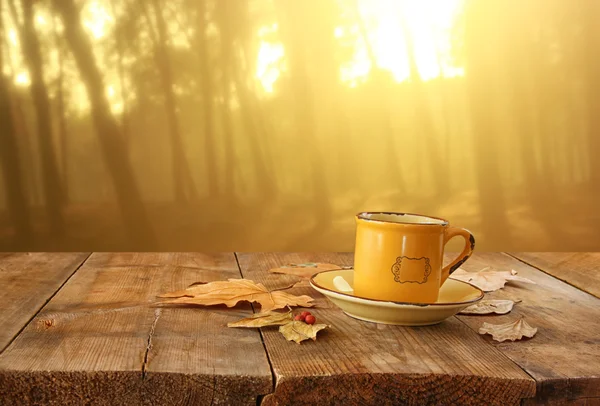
top-left (305, 315), bottom-right (316, 325)
top-left (294, 314), bottom-right (305, 321)
top-left (300, 311), bottom-right (311, 317)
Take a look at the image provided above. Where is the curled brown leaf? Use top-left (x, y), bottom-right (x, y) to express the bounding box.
top-left (459, 299), bottom-right (517, 315)
top-left (451, 267), bottom-right (536, 292)
top-left (479, 317), bottom-right (538, 342)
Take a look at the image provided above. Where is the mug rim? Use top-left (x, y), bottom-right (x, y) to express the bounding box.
top-left (356, 211), bottom-right (449, 226)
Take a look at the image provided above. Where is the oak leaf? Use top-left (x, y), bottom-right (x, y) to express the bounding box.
top-left (269, 263), bottom-right (346, 279)
top-left (228, 311), bottom-right (293, 328)
top-left (279, 320), bottom-right (329, 344)
top-left (158, 279), bottom-right (314, 313)
top-left (459, 299), bottom-right (518, 315)
top-left (479, 318), bottom-right (538, 342)
top-left (450, 267), bottom-right (536, 292)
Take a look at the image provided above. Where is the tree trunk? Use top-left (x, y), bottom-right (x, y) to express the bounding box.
top-left (233, 69), bottom-right (276, 196)
top-left (215, 1), bottom-right (237, 196)
top-left (218, 70), bottom-right (236, 197)
top-left (195, 0), bottom-right (219, 196)
top-left (52, 0), bottom-right (158, 249)
top-left (464, 1), bottom-right (510, 248)
top-left (0, 2), bottom-right (33, 246)
top-left (109, 0), bottom-right (129, 151)
top-left (501, 14), bottom-right (563, 245)
top-left (432, 45), bottom-right (452, 176)
top-left (508, 47), bottom-right (542, 188)
top-left (223, 0), bottom-right (276, 197)
top-left (399, 10), bottom-right (447, 195)
top-left (14, 0), bottom-right (65, 235)
top-left (10, 92), bottom-right (40, 206)
top-left (583, 1), bottom-right (600, 186)
top-left (278, 1), bottom-right (332, 224)
top-left (354, 2), bottom-right (406, 193)
top-left (53, 15), bottom-right (69, 203)
top-left (147, 0), bottom-right (198, 202)
top-left (1, 17), bottom-right (39, 207)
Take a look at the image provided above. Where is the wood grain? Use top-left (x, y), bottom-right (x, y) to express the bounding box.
top-left (237, 252), bottom-right (536, 406)
top-left (455, 252), bottom-right (600, 404)
top-left (509, 252), bottom-right (600, 299)
top-left (0, 253), bottom-right (272, 405)
top-left (0, 252), bottom-right (89, 353)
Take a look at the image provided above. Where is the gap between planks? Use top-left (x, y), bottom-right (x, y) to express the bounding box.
top-left (234, 251), bottom-right (277, 405)
top-left (0, 252), bottom-right (91, 354)
top-left (504, 252), bottom-right (600, 299)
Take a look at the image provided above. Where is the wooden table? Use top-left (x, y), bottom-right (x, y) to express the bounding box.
top-left (0, 252), bottom-right (598, 405)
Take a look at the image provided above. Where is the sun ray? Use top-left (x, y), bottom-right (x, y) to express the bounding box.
top-left (254, 0), bottom-right (464, 93)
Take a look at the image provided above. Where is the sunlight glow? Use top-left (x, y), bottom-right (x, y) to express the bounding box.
top-left (82, 1), bottom-right (113, 39)
top-left (343, 0), bottom-right (464, 83)
top-left (254, 0), bottom-right (464, 92)
top-left (4, 0), bottom-right (464, 109)
top-left (14, 71), bottom-right (30, 86)
top-left (111, 102), bottom-right (124, 115)
top-left (106, 85), bottom-right (124, 115)
top-left (106, 85), bottom-right (115, 98)
top-left (8, 29), bottom-right (18, 46)
top-left (256, 42), bottom-right (285, 93)
top-left (256, 23), bottom-right (285, 94)
top-left (35, 14), bottom-right (47, 27)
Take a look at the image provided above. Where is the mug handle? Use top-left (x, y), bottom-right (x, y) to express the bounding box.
top-left (440, 226), bottom-right (475, 285)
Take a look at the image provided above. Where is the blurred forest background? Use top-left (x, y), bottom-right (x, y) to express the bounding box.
top-left (0, 0), bottom-right (599, 252)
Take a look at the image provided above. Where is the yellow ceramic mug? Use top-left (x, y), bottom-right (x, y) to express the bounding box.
top-left (353, 212), bottom-right (475, 303)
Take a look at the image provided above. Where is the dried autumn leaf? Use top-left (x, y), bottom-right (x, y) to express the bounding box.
top-left (279, 320), bottom-right (329, 344)
top-left (459, 299), bottom-right (517, 315)
top-left (479, 318), bottom-right (538, 342)
top-left (228, 311), bottom-right (293, 328)
top-left (450, 267), bottom-right (536, 292)
top-left (269, 263), bottom-right (343, 279)
top-left (158, 279), bottom-right (314, 313)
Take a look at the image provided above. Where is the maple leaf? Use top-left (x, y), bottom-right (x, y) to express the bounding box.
top-left (279, 320), bottom-right (329, 344)
top-left (459, 299), bottom-right (519, 315)
top-left (450, 267), bottom-right (536, 292)
top-left (269, 263), bottom-right (347, 279)
top-left (227, 311), bottom-right (293, 328)
top-left (479, 318), bottom-right (538, 342)
top-left (158, 279), bottom-right (314, 313)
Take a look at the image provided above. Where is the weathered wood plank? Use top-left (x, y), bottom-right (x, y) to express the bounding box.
top-left (455, 252), bottom-right (600, 404)
top-left (0, 252), bottom-right (90, 353)
top-left (509, 252), bottom-right (600, 299)
top-left (0, 253), bottom-right (272, 405)
top-left (237, 252), bottom-right (536, 406)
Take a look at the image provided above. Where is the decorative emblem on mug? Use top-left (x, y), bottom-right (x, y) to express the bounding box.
top-left (391, 256), bottom-right (432, 284)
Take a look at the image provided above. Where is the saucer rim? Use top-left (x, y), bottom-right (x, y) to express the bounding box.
top-left (309, 269), bottom-right (484, 307)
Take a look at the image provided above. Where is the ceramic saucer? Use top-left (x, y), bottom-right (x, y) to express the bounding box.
top-left (310, 269), bottom-right (484, 326)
